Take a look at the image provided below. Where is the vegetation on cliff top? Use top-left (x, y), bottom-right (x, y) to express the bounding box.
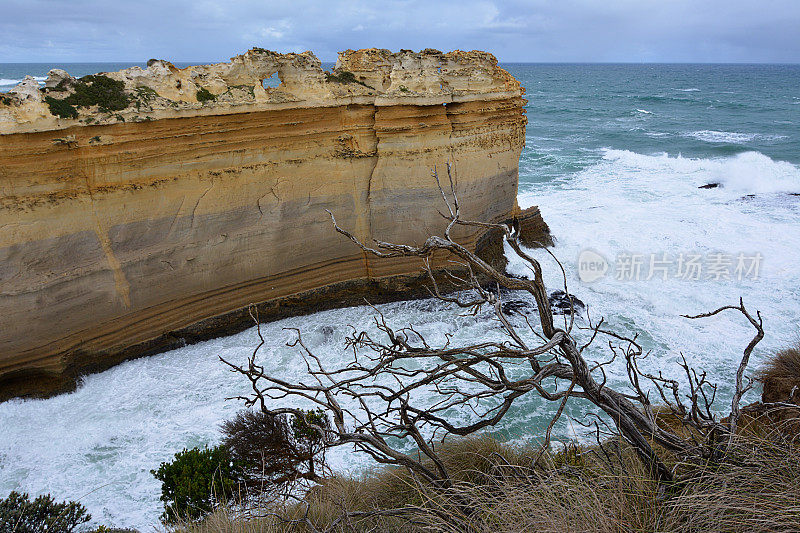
top-left (133, 86), bottom-right (160, 111)
top-left (196, 87), bottom-right (217, 103)
top-left (166, 342), bottom-right (800, 531)
top-left (44, 74), bottom-right (130, 118)
top-left (44, 96), bottom-right (79, 119)
top-left (0, 491), bottom-right (91, 532)
top-left (152, 409), bottom-right (329, 523)
top-left (152, 446), bottom-right (243, 523)
top-left (176, 429), bottom-right (800, 533)
top-left (325, 70), bottom-right (373, 89)
top-left (758, 344), bottom-right (800, 403)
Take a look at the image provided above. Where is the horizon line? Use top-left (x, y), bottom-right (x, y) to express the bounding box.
top-left (1, 60), bottom-right (799, 66)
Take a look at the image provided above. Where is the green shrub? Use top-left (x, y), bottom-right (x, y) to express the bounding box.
top-left (0, 491), bottom-right (91, 533)
top-left (325, 71), bottom-right (372, 88)
top-left (54, 78), bottom-right (73, 92)
top-left (326, 71), bottom-right (356, 84)
top-left (133, 86), bottom-right (159, 110)
top-left (290, 408), bottom-right (328, 442)
top-left (153, 410), bottom-right (330, 524)
top-left (44, 96), bottom-right (78, 119)
top-left (44, 74), bottom-right (129, 118)
top-left (195, 87), bottom-right (216, 103)
top-left (134, 86), bottom-right (159, 100)
top-left (151, 445), bottom-right (242, 523)
top-left (70, 75), bottom-right (129, 112)
top-left (224, 84), bottom-right (255, 98)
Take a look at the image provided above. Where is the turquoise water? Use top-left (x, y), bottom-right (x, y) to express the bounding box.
top-left (512, 63), bottom-right (799, 188)
top-left (1, 64), bottom-right (799, 529)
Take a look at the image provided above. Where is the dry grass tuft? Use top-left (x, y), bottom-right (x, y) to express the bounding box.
top-left (758, 343), bottom-right (800, 403)
top-left (175, 430), bottom-right (800, 533)
top-left (667, 432), bottom-right (800, 533)
top-left (174, 339), bottom-right (800, 533)
top-left (173, 344), bottom-right (800, 533)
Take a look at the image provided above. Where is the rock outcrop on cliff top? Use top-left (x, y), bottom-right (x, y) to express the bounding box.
top-left (0, 48), bottom-right (534, 400)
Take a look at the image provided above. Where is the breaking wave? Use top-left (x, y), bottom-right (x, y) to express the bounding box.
top-left (599, 149), bottom-right (800, 195)
top-left (0, 76), bottom-right (46, 86)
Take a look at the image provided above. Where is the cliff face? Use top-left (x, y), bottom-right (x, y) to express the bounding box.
top-left (0, 48), bottom-right (528, 400)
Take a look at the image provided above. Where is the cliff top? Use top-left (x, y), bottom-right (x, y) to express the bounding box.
top-left (0, 48), bottom-right (524, 134)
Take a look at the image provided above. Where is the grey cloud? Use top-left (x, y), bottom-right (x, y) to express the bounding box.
top-left (0, 0), bottom-right (797, 62)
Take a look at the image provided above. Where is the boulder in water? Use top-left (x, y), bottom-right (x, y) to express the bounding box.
top-left (506, 206), bottom-right (554, 248)
top-left (501, 299), bottom-right (529, 316)
top-left (548, 290), bottom-right (585, 315)
top-left (497, 288), bottom-right (585, 316)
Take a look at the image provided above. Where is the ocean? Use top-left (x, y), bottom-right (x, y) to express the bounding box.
top-left (1, 63), bottom-right (799, 529)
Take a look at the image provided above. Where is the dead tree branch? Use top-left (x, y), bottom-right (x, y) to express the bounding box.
top-left (224, 164), bottom-right (765, 507)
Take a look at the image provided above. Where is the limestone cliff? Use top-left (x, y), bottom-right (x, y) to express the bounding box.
top-left (0, 48), bottom-right (530, 400)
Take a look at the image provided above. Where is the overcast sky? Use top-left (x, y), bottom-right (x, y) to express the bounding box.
top-left (1, 0), bottom-right (799, 63)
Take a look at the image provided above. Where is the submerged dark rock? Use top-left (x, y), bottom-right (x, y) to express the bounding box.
top-left (699, 183), bottom-right (721, 189)
top-left (548, 290), bottom-right (585, 315)
top-left (501, 299), bottom-right (530, 316)
top-left (493, 282), bottom-right (585, 317)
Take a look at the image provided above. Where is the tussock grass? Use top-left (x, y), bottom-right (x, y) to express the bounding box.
top-left (758, 343), bottom-right (800, 403)
top-left (667, 432), bottom-right (800, 533)
top-left (173, 428), bottom-right (800, 533)
top-left (174, 347), bottom-right (800, 533)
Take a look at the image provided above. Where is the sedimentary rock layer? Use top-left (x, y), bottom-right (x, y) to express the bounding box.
top-left (0, 48), bottom-right (528, 400)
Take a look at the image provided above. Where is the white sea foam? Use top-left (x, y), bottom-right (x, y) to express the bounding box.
top-left (0, 300), bottom-right (533, 529)
top-left (635, 109), bottom-right (652, 114)
top-left (685, 130), bottom-right (789, 144)
top-left (515, 150), bottom-right (800, 415)
top-left (0, 76), bottom-right (47, 86)
top-left (677, 88), bottom-right (700, 92)
top-left (2, 150), bottom-right (800, 530)
top-left (600, 149), bottom-right (800, 195)
top-left (517, 150), bottom-right (800, 361)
